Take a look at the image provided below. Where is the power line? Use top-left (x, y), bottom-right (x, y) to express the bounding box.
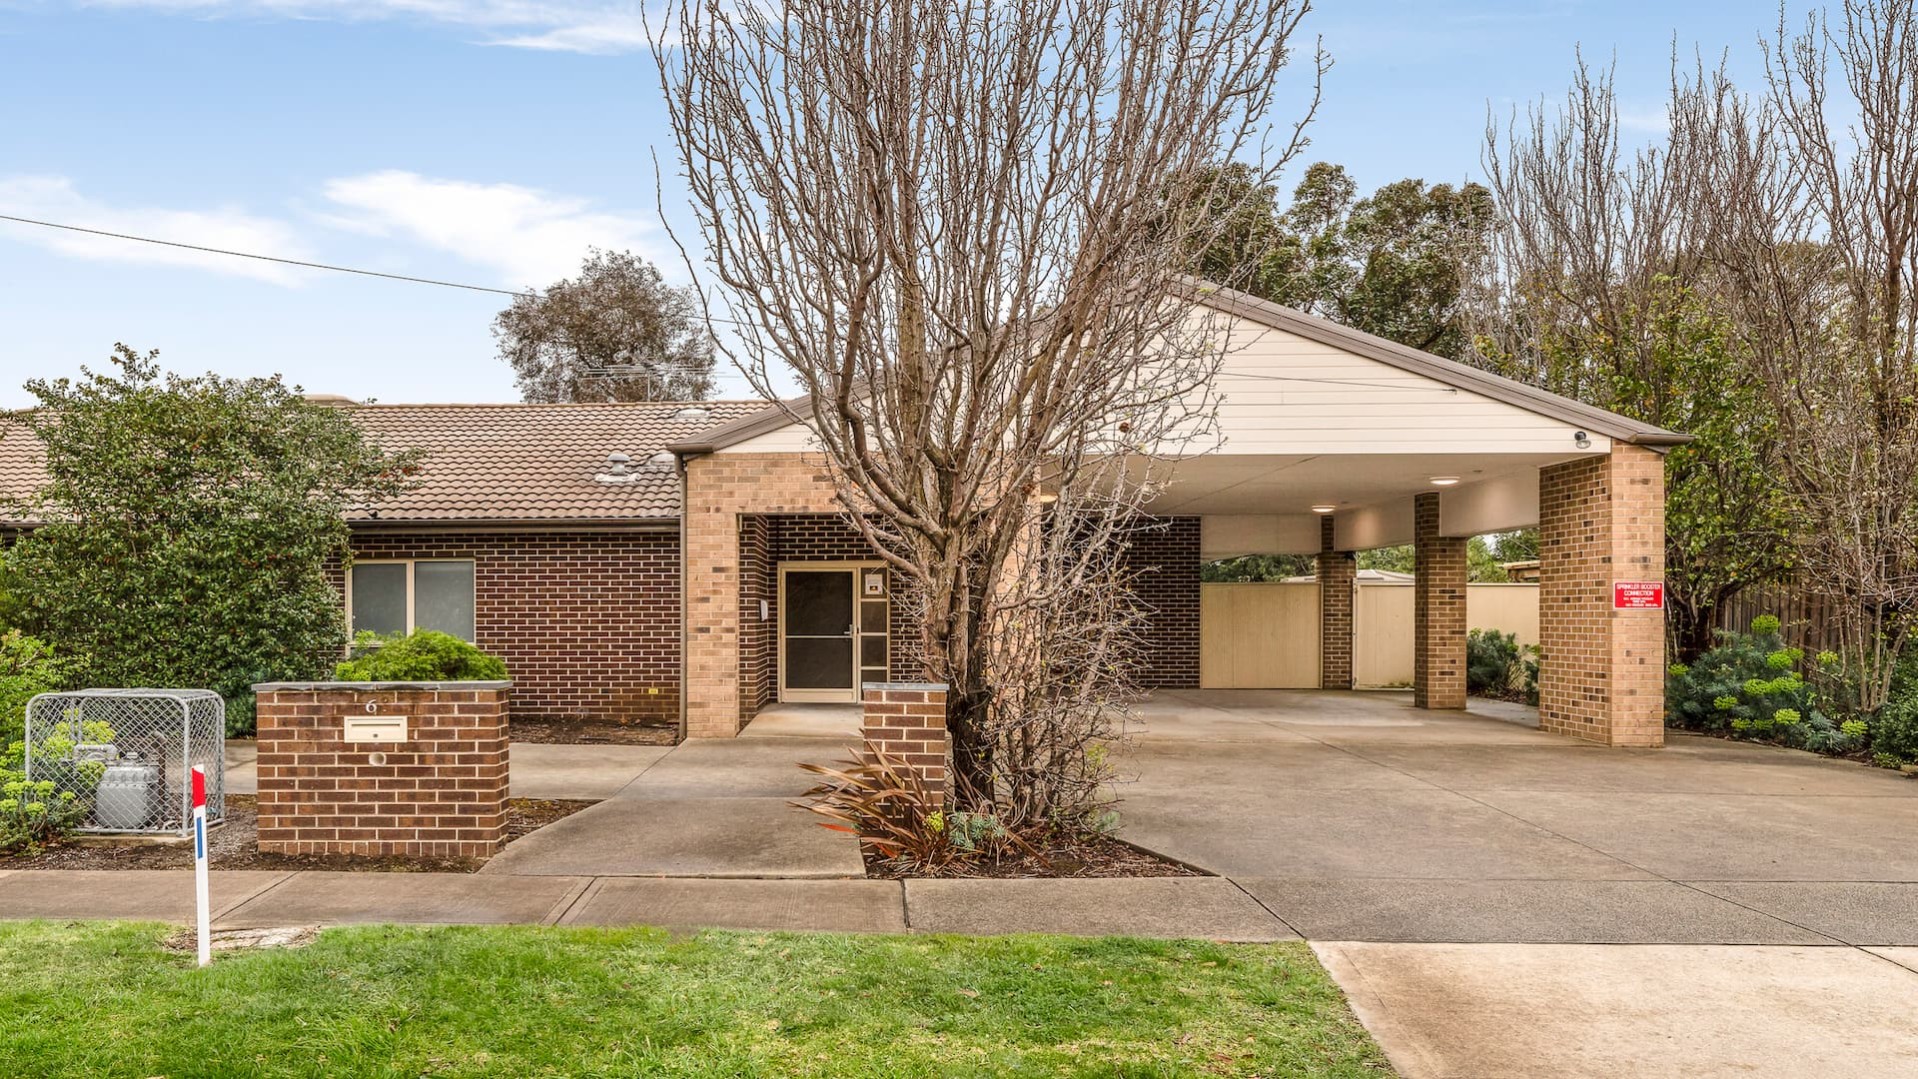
top-left (0, 212), bottom-right (1462, 395)
top-left (0, 213), bottom-right (534, 297)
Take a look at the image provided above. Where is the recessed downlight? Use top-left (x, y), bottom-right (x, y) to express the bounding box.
top-left (1429, 476), bottom-right (1461, 487)
top-left (1310, 504), bottom-right (1337, 515)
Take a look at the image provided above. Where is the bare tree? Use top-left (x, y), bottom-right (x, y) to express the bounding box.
top-left (494, 249), bottom-right (716, 403)
top-left (1474, 56), bottom-right (1795, 659)
top-left (1682, 0), bottom-right (1918, 710)
top-left (654, 0), bottom-right (1324, 819)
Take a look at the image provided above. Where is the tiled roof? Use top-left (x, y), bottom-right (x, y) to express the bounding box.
top-left (0, 400), bottom-right (774, 526)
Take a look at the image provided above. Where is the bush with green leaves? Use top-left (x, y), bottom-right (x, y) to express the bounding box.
top-left (1466, 628), bottom-right (1519, 696)
top-left (334, 630), bottom-right (508, 682)
top-left (1666, 615), bottom-right (1862, 754)
top-left (2, 346), bottom-right (417, 736)
top-left (0, 632), bottom-right (88, 851)
top-left (1869, 649), bottom-right (1918, 763)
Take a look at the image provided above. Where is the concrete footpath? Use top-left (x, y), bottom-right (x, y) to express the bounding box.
top-left (0, 868), bottom-right (1295, 939)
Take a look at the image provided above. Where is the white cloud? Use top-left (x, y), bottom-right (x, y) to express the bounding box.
top-left (320, 170), bottom-right (661, 287)
top-left (84, 0), bottom-right (663, 54)
top-left (0, 175), bottom-right (312, 284)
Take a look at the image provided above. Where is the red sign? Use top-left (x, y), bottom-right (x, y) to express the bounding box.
top-left (191, 765), bottom-right (207, 809)
top-left (1614, 581), bottom-right (1665, 609)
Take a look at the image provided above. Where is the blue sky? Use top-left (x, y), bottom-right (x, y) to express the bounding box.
top-left (0, 0), bottom-right (1784, 407)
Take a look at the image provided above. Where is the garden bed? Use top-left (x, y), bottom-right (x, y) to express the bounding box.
top-left (863, 831), bottom-right (1204, 880)
top-left (509, 718), bottom-right (679, 746)
top-left (0, 795), bottom-right (596, 873)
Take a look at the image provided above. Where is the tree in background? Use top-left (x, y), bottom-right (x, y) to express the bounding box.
top-left (2, 347), bottom-right (417, 732)
top-left (1670, 0), bottom-right (1918, 711)
top-left (494, 249), bottom-right (717, 403)
top-left (1189, 161), bottom-right (1494, 359)
top-left (1474, 58), bottom-right (1794, 660)
top-left (657, 0), bottom-right (1323, 827)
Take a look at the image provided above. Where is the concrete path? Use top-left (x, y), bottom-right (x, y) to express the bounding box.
top-left (0, 868), bottom-right (1294, 939)
top-left (1317, 941), bottom-right (1918, 1079)
top-left (479, 724), bottom-right (866, 877)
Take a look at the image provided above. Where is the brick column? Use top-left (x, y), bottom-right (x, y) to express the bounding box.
top-left (682, 453), bottom-right (844, 739)
top-left (1538, 445), bottom-right (1667, 747)
top-left (861, 682), bottom-right (949, 808)
top-left (1414, 492), bottom-right (1469, 709)
top-left (1317, 514), bottom-right (1355, 690)
top-left (253, 681), bottom-right (510, 858)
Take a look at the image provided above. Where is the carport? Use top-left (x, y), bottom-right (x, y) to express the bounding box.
top-left (1138, 289), bottom-right (1686, 747)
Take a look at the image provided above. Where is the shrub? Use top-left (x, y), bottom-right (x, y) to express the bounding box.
top-left (1666, 616), bottom-right (1859, 754)
top-left (1466, 629), bottom-right (1521, 696)
top-left (796, 743), bottom-right (1035, 875)
top-left (1870, 649), bottom-right (1918, 762)
top-left (3, 347), bottom-right (417, 739)
top-left (333, 630), bottom-right (508, 682)
top-left (0, 630), bottom-right (78, 748)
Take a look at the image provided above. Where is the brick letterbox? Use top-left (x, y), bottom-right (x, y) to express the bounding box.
top-left (253, 681), bottom-right (510, 858)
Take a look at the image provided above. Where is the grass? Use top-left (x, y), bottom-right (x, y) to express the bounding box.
top-left (0, 922), bottom-right (1390, 1078)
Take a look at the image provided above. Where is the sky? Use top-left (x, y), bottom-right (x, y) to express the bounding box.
top-left (0, 0), bottom-right (1791, 408)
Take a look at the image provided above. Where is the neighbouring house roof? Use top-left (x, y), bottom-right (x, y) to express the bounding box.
top-left (0, 400), bottom-right (767, 527)
top-left (668, 282), bottom-right (1691, 455)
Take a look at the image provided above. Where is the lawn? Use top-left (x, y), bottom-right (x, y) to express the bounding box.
top-left (0, 922), bottom-right (1390, 1078)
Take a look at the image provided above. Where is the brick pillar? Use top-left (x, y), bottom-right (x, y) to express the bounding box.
top-left (1414, 492), bottom-right (1469, 709)
top-left (1318, 514), bottom-right (1355, 690)
top-left (861, 682), bottom-right (950, 808)
top-left (1538, 445), bottom-right (1667, 747)
top-left (682, 453), bottom-right (845, 739)
top-left (254, 681), bottom-right (510, 858)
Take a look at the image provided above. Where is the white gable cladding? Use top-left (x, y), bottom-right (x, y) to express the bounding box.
top-left (720, 313), bottom-right (1612, 459)
top-left (1204, 321), bottom-right (1609, 457)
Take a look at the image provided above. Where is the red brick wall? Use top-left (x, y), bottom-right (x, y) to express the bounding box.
top-left (255, 683), bottom-right (509, 858)
top-left (1124, 516), bottom-right (1201, 689)
top-left (339, 529), bottom-right (680, 728)
top-left (862, 682), bottom-right (949, 809)
top-left (1318, 514), bottom-right (1356, 690)
top-left (1414, 492), bottom-right (1469, 709)
top-left (1538, 447), bottom-right (1667, 746)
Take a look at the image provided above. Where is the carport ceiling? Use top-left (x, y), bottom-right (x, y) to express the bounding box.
top-left (1143, 452), bottom-right (1585, 516)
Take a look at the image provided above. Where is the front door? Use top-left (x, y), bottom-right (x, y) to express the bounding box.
top-left (780, 563), bottom-right (888, 702)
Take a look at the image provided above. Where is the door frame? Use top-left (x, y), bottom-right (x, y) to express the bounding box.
top-left (777, 560), bottom-right (888, 703)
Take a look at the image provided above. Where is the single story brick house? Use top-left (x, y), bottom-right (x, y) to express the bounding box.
top-left (0, 285), bottom-right (1685, 746)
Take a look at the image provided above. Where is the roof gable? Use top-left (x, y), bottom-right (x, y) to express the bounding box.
top-left (670, 284), bottom-right (1687, 455)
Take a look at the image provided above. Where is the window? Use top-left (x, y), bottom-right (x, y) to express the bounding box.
top-left (348, 559), bottom-right (477, 642)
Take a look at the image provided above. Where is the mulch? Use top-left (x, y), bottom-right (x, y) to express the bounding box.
top-left (864, 831), bottom-right (1204, 880)
top-left (508, 719), bottom-right (679, 746)
top-left (0, 795), bottom-right (596, 874)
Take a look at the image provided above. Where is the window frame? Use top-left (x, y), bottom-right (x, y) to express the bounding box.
top-left (345, 557), bottom-right (477, 643)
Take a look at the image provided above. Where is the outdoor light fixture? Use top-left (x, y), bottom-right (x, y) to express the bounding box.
top-left (1310, 504), bottom-right (1337, 515)
top-left (1429, 476), bottom-right (1460, 487)
top-left (1573, 430), bottom-right (1592, 449)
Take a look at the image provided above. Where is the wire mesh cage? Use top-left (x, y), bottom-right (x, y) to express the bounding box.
top-left (24, 689), bottom-right (225, 836)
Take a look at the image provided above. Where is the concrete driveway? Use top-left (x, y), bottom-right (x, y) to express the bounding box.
top-left (1119, 690), bottom-right (1918, 1078)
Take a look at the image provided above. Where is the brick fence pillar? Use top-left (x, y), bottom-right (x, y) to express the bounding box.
top-left (1318, 514), bottom-right (1356, 690)
top-left (254, 681), bottom-right (511, 858)
top-left (1414, 492), bottom-right (1469, 709)
top-left (861, 682), bottom-right (950, 807)
top-left (1538, 445), bottom-right (1667, 747)
top-left (682, 453), bottom-right (846, 739)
